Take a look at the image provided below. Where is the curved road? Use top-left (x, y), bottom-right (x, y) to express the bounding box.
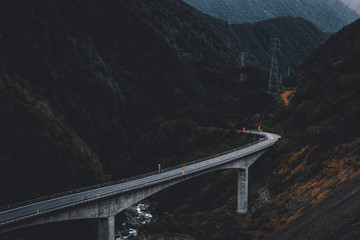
top-left (0, 130), bottom-right (280, 229)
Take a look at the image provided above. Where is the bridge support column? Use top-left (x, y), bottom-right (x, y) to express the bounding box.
top-left (237, 168), bottom-right (248, 213)
top-left (98, 216), bottom-right (115, 240)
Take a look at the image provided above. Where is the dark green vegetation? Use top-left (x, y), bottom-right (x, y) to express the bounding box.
top-left (128, 119), bottom-right (258, 175)
top-left (182, 0), bottom-right (359, 32)
top-left (231, 17), bottom-right (330, 69)
top-left (0, 0), bottom-right (357, 239)
top-left (136, 18), bottom-right (360, 240)
top-left (267, 18), bottom-right (360, 240)
top-left (0, 75), bottom-right (103, 203)
top-left (0, 0), bottom-right (326, 206)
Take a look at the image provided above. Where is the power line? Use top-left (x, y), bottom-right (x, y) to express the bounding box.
top-left (334, 0), bottom-right (353, 29)
top-left (240, 52), bottom-right (246, 68)
top-left (315, 0), bottom-right (331, 28)
top-left (346, 3), bottom-right (360, 23)
top-left (222, 0), bottom-right (233, 24)
top-left (322, 0), bottom-right (340, 31)
top-left (278, 49), bottom-right (294, 85)
top-left (278, 49), bottom-right (290, 74)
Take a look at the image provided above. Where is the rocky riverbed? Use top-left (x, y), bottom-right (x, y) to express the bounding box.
top-left (116, 202), bottom-right (153, 240)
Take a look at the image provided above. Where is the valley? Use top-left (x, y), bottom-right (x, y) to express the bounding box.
top-left (0, 0), bottom-right (359, 239)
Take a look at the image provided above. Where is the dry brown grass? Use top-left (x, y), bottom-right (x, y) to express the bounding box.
top-left (285, 207), bottom-right (304, 225)
top-left (281, 89), bottom-right (296, 106)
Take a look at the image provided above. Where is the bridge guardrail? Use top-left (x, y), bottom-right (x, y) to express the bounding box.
top-left (0, 130), bottom-right (267, 212)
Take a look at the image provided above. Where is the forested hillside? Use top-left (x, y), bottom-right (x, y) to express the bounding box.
top-left (137, 18), bottom-right (360, 240)
top-left (136, 19), bottom-right (360, 240)
top-left (0, 0), bottom-right (327, 205)
top-left (149, 16), bottom-right (360, 240)
top-left (231, 17), bottom-right (330, 69)
top-left (0, 76), bottom-right (104, 204)
top-left (269, 18), bottom-right (360, 240)
top-left (1, 0), bottom-right (357, 240)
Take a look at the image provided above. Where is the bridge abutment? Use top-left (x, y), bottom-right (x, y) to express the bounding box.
top-left (98, 216), bottom-right (115, 240)
top-left (237, 168), bottom-right (248, 213)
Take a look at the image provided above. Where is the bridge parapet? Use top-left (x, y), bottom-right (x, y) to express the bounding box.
top-left (0, 131), bottom-right (280, 239)
top-left (0, 133), bottom-right (267, 213)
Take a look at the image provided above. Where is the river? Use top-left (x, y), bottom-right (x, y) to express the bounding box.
top-left (116, 202), bottom-right (153, 240)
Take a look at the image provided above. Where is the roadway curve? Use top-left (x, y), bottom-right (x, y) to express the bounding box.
top-left (0, 130), bottom-right (280, 230)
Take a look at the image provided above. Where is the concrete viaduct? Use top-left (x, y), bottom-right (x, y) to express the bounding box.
top-left (0, 130), bottom-right (280, 240)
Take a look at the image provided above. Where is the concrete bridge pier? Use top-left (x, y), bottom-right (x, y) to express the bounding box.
top-left (98, 216), bottom-right (115, 240)
top-left (237, 168), bottom-right (248, 213)
top-left (0, 132), bottom-right (279, 237)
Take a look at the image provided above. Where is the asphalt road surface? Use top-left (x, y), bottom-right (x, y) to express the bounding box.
top-left (0, 131), bottom-right (280, 228)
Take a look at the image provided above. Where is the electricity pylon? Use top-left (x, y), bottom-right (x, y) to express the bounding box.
top-left (240, 52), bottom-right (246, 68)
top-left (268, 38), bottom-right (281, 91)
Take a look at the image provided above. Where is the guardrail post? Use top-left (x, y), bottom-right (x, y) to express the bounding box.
top-left (98, 216), bottom-right (115, 240)
top-left (237, 168), bottom-right (248, 214)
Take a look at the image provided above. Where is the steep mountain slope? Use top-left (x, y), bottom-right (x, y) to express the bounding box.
top-left (0, 75), bottom-right (104, 205)
top-left (0, 0), bottom-right (242, 190)
top-left (138, 19), bottom-right (360, 240)
top-left (0, 0), bottom-right (329, 206)
top-left (231, 17), bottom-right (330, 69)
top-left (0, 0), bottom-right (355, 239)
top-left (182, 0), bottom-right (359, 32)
top-left (268, 17), bottom-right (360, 240)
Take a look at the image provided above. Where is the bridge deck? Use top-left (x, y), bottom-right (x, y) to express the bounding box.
top-left (0, 131), bottom-right (280, 228)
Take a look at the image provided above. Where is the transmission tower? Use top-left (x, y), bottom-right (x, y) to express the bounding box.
top-left (240, 52), bottom-right (246, 68)
top-left (268, 38), bottom-right (281, 91)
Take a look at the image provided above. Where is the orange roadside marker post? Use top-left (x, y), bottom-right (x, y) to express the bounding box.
top-left (258, 126), bottom-right (261, 131)
top-left (243, 127), bottom-right (245, 132)
top-left (158, 164), bottom-right (161, 173)
top-left (182, 166), bottom-right (185, 175)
